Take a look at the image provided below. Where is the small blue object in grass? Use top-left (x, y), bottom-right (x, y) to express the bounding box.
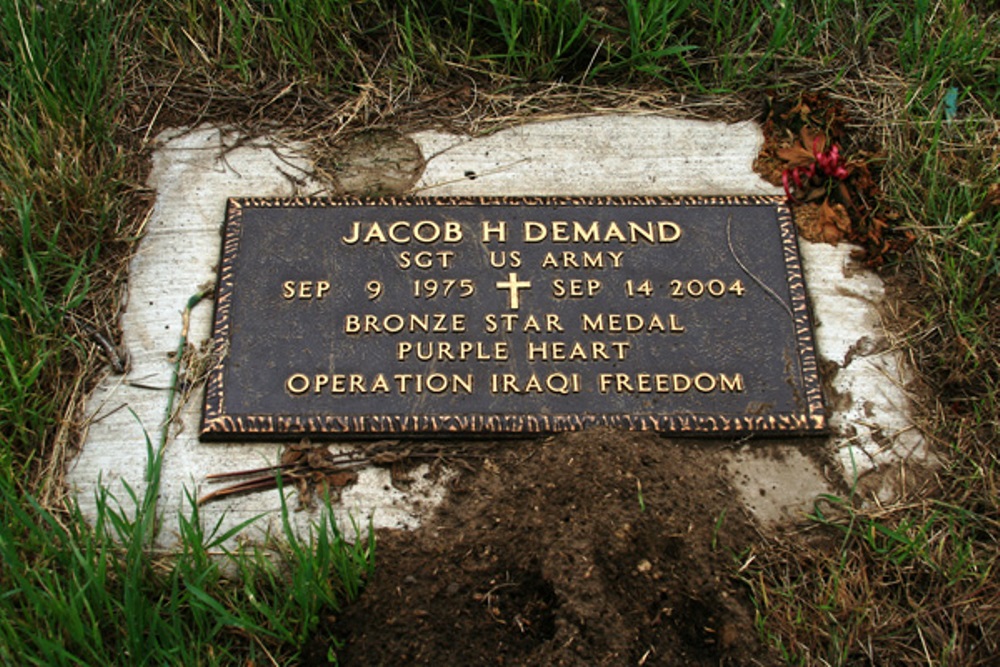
top-left (944, 87), bottom-right (959, 121)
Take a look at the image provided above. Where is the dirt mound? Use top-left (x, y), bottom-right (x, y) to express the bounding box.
top-left (310, 429), bottom-right (780, 666)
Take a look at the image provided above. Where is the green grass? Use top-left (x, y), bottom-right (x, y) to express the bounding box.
top-left (138, 0), bottom-right (855, 92)
top-left (0, 2), bottom-right (376, 662)
top-left (0, 434), bottom-right (373, 665)
top-left (745, 91), bottom-right (999, 660)
top-left (2, 0), bottom-right (998, 664)
top-left (904, 121), bottom-right (999, 391)
top-left (0, 0), bottom-right (131, 485)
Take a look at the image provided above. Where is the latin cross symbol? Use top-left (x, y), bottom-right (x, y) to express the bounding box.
top-left (495, 271), bottom-right (531, 310)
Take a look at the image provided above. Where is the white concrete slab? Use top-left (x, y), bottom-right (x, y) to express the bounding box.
top-left (725, 448), bottom-right (832, 526)
top-left (801, 243), bottom-right (930, 478)
top-left (413, 116), bottom-right (777, 196)
top-left (70, 128), bottom-right (449, 548)
top-left (70, 115), bottom-right (930, 540)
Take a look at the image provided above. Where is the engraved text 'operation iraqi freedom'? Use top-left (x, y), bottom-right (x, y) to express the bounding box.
top-left (201, 196), bottom-right (826, 438)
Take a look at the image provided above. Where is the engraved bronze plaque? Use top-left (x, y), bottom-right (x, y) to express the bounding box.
top-left (201, 196), bottom-right (826, 439)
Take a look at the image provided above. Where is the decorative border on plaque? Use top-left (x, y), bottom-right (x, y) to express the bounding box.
top-left (201, 195), bottom-right (827, 438)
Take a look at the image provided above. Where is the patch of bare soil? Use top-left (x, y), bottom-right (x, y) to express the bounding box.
top-left (307, 429), bottom-right (780, 666)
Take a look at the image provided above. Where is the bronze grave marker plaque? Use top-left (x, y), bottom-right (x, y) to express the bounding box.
top-left (201, 196), bottom-right (826, 438)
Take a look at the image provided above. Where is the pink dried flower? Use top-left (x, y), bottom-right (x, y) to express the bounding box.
top-left (782, 134), bottom-right (849, 200)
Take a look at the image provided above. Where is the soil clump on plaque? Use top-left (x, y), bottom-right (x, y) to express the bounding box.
top-left (310, 429), bottom-right (780, 666)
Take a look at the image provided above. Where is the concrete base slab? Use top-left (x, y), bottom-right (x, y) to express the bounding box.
top-left (724, 447), bottom-right (833, 527)
top-left (69, 115), bottom-right (931, 541)
top-left (802, 243), bottom-right (931, 479)
top-left (70, 128), bottom-right (449, 547)
top-left (413, 116), bottom-right (777, 197)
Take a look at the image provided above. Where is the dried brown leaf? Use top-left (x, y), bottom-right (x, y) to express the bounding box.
top-left (820, 200), bottom-right (852, 233)
top-left (800, 126), bottom-right (825, 154)
top-left (777, 143), bottom-right (815, 169)
top-left (805, 187), bottom-right (827, 202)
